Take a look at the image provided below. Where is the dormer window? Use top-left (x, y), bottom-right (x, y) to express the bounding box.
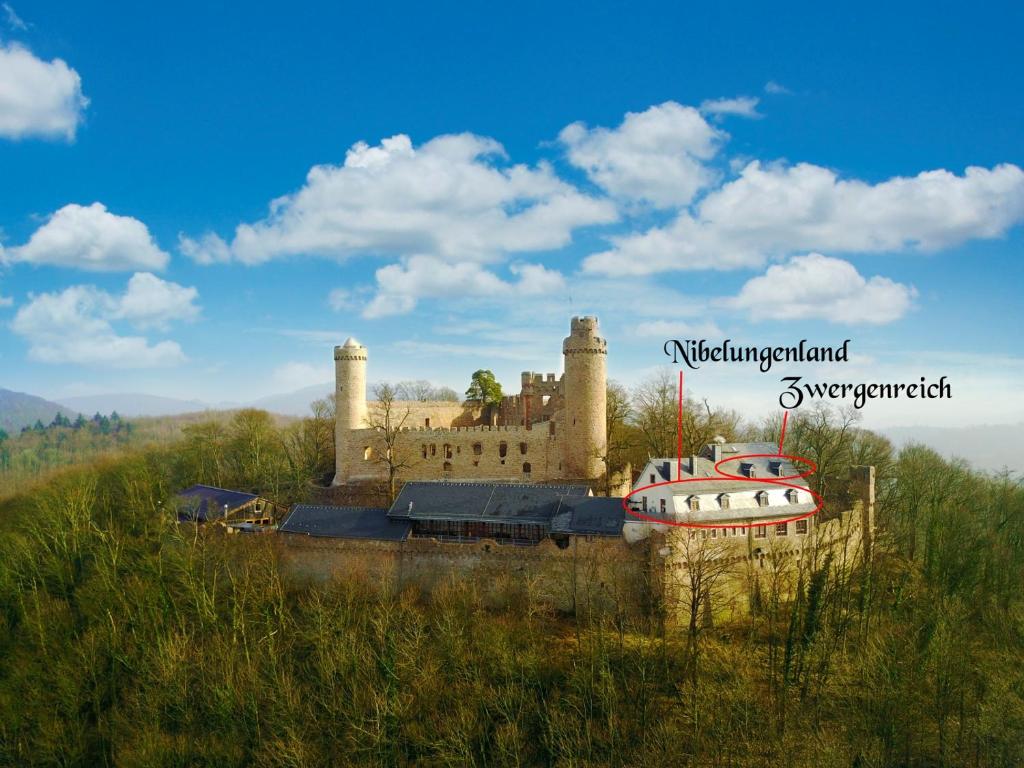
top-left (741, 462), bottom-right (756, 478)
top-left (688, 496), bottom-right (700, 512)
top-left (769, 461), bottom-right (783, 477)
top-left (718, 493), bottom-right (730, 510)
top-left (786, 488), bottom-right (800, 504)
top-left (756, 491), bottom-right (769, 507)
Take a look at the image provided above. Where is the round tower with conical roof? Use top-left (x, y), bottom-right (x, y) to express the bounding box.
top-left (561, 316), bottom-right (607, 480)
top-left (333, 337), bottom-right (368, 484)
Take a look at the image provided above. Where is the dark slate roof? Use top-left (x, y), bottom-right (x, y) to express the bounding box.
top-left (551, 496), bottom-right (626, 536)
top-left (176, 484), bottom-right (260, 522)
top-left (278, 505), bottom-right (409, 541)
top-left (388, 482), bottom-right (590, 525)
top-left (642, 455), bottom-right (809, 491)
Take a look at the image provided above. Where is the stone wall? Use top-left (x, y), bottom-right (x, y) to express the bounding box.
top-left (275, 533), bottom-right (652, 617)
top-left (339, 424), bottom-right (563, 482)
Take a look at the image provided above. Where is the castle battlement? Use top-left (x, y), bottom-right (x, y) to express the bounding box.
top-left (333, 317), bottom-right (607, 485)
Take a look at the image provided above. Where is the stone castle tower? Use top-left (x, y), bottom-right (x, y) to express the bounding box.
top-left (332, 317), bottom-right (608, 485)
top-left (561, 316), bottom-right (607, 479)
top-left (334, 337), bottom-right (368, 484)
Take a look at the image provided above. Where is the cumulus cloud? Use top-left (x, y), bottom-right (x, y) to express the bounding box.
top-left (5, 203), bottom-right (169, 271)
top-left (363, 256), bottom-right (565, 318)
top-left (181, 132), bottom-right (616, 265)
top-left (723, 253), bottom-right (916, 324)
top-left (559, 101), bottom-right (724, 207)
top-left (700, 96), bottom-right (761, 118)
top-left (584, 161), bottom-right (1024, 275)
top-left (764, 81), bottom-right (790, 95)
top-left (0, 42), bottom-right (87, 140)
top-left (11, 273), bottom-right (199, 366)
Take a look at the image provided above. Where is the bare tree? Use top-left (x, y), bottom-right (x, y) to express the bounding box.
top-left (367, 383), bottom-right (414, 502)
top-left (601, 380), bottom-right (635, 494)
top-left (633, 370), bottom-right (677, 459)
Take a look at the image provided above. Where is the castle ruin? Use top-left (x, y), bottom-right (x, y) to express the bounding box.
top-left (333, 316), bottom-right (608, 485)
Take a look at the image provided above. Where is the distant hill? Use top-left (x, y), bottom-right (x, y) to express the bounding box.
top-left (882, 423), bottom-right (1023, 475)
top-left (0, 388), bottom-right (79, 433)
top-left (57, 393), bottom-right (215, 418)
top-left (249, 383), bottom-right (334, 416)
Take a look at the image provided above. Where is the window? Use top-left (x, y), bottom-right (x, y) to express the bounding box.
top-left (430, 444), bottom-right (437, 457)
top-left (659, 498), bottom-right (666, 514)
top-left (499, 441), bottom-right (508, 458)
top-left (722, 528), bottom-right (729, 537)
top-left (795, 519), bottom-right (808, 535)
top-left (519, 442), bottom-right (528, 455)
top-left (421, 444), bottom-right (428, 458)
top-left (549, 422), bottom-right (556, 436)
top-left (688, 496), bottom-right (700, 511)
top-left (641, 496), bottom-right (647, 511)
top-left (711, 528), bottom-right (717, 538)
top-left (755, 525), bottom-right (767, 538)
top-left (786, 488), bottom-right (800, 504)
top-left (363, 446), bottom-right (372, 461)
top-left (756, 491), bottom-right (769, 507)
top-left (719, 494), bottom-right (730, 510)
top-left (442, 461), bottom-right (452, 479)
top-left (775, 522), bottom-right (788, 536)
top-left (425, 418), bottom-right (430, 428)
top-left (523, 462), bottom-right (531, 476)
top-left (650, 474), bottom-right (656, 484)
top-left (443, 444), bottom-right (452, 459)
top-left (473, 442), bottom-right (482, 455)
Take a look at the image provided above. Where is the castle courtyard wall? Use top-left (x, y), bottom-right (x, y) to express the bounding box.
top-left (340, 424), bottom-right (563, 483)
top-left (275, 533), bottom-right (652, 617)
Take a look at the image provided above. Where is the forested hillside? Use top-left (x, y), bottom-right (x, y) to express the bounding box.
top-left (0, 388), bottom-right (77, 434)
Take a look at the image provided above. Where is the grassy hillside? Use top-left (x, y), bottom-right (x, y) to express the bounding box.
top-left (0, 388), bottom-right (78, 433)
top-left (0, 408), bottom-right (1022, 765)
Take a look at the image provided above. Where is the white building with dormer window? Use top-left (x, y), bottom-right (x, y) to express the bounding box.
top-left (624, 441), bottom-right (816, 545)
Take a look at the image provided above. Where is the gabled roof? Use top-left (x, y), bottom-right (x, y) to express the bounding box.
top-left (175, 484), bottom-right (260, 522)
top-left (551, 496), bottom-right (625, 536)
top-left (638, 454), bottom-right (809, 493)
top-left (279, 505), bottom-right (410, 541)
top-left (388, 481), bottom-right (590, 525)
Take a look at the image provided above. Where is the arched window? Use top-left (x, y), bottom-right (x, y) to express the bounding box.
top-left (519, 442), bottom-right (528, 455)
top-left (430, 444), bottom-right (437, 457)
top-left (421, 444), bottom-right (428, 458)
top-left (363, 446), bottom-right (372, 461)
top-left (473, 442), bottom-right (482, 455)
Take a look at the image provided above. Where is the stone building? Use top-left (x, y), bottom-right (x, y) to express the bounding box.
top-left (332, 316), bottom-right (608, 485)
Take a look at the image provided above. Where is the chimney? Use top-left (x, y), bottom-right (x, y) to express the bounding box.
top-left (690, 456), bottom-right (699, 475)
top-left (711, 443), bottom-right (722, 463)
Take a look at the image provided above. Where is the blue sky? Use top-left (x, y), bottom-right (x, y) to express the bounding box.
top-left (0, 0), bottom-right (1022, 427)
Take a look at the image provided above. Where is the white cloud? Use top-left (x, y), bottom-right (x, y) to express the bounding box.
top-left (700, 96), bottom-right (761, 118)
top-left (764, 81), bottom-right (790, 95)
top-left (3, 3), bottom-right (27, 30)
top-left (181, 132), bottom-right (616, 265)
top-left (559, 101), bottom-right (724, 207)
top-left (0, 294), bottom-right (11, 307)
top-left (11, 273), bottom-right (199, 366)
top-left (584, 161), bottom-right (1024, 275)
top-left (114, 272), bottom-right (200, 329)
top-left (6, 203), bottom-right (169, 271)
top-left (723, 253), bottom-right (916, 324)
top-left (0, 42), bottom-right (87, 140)
top-left (363, 256), bottom-right (565, 318)
top-left (328, 287), bottom-right (360, 312)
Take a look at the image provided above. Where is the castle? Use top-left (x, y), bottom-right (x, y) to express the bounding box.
top-left (333, 316), bottom-right (608, 485)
